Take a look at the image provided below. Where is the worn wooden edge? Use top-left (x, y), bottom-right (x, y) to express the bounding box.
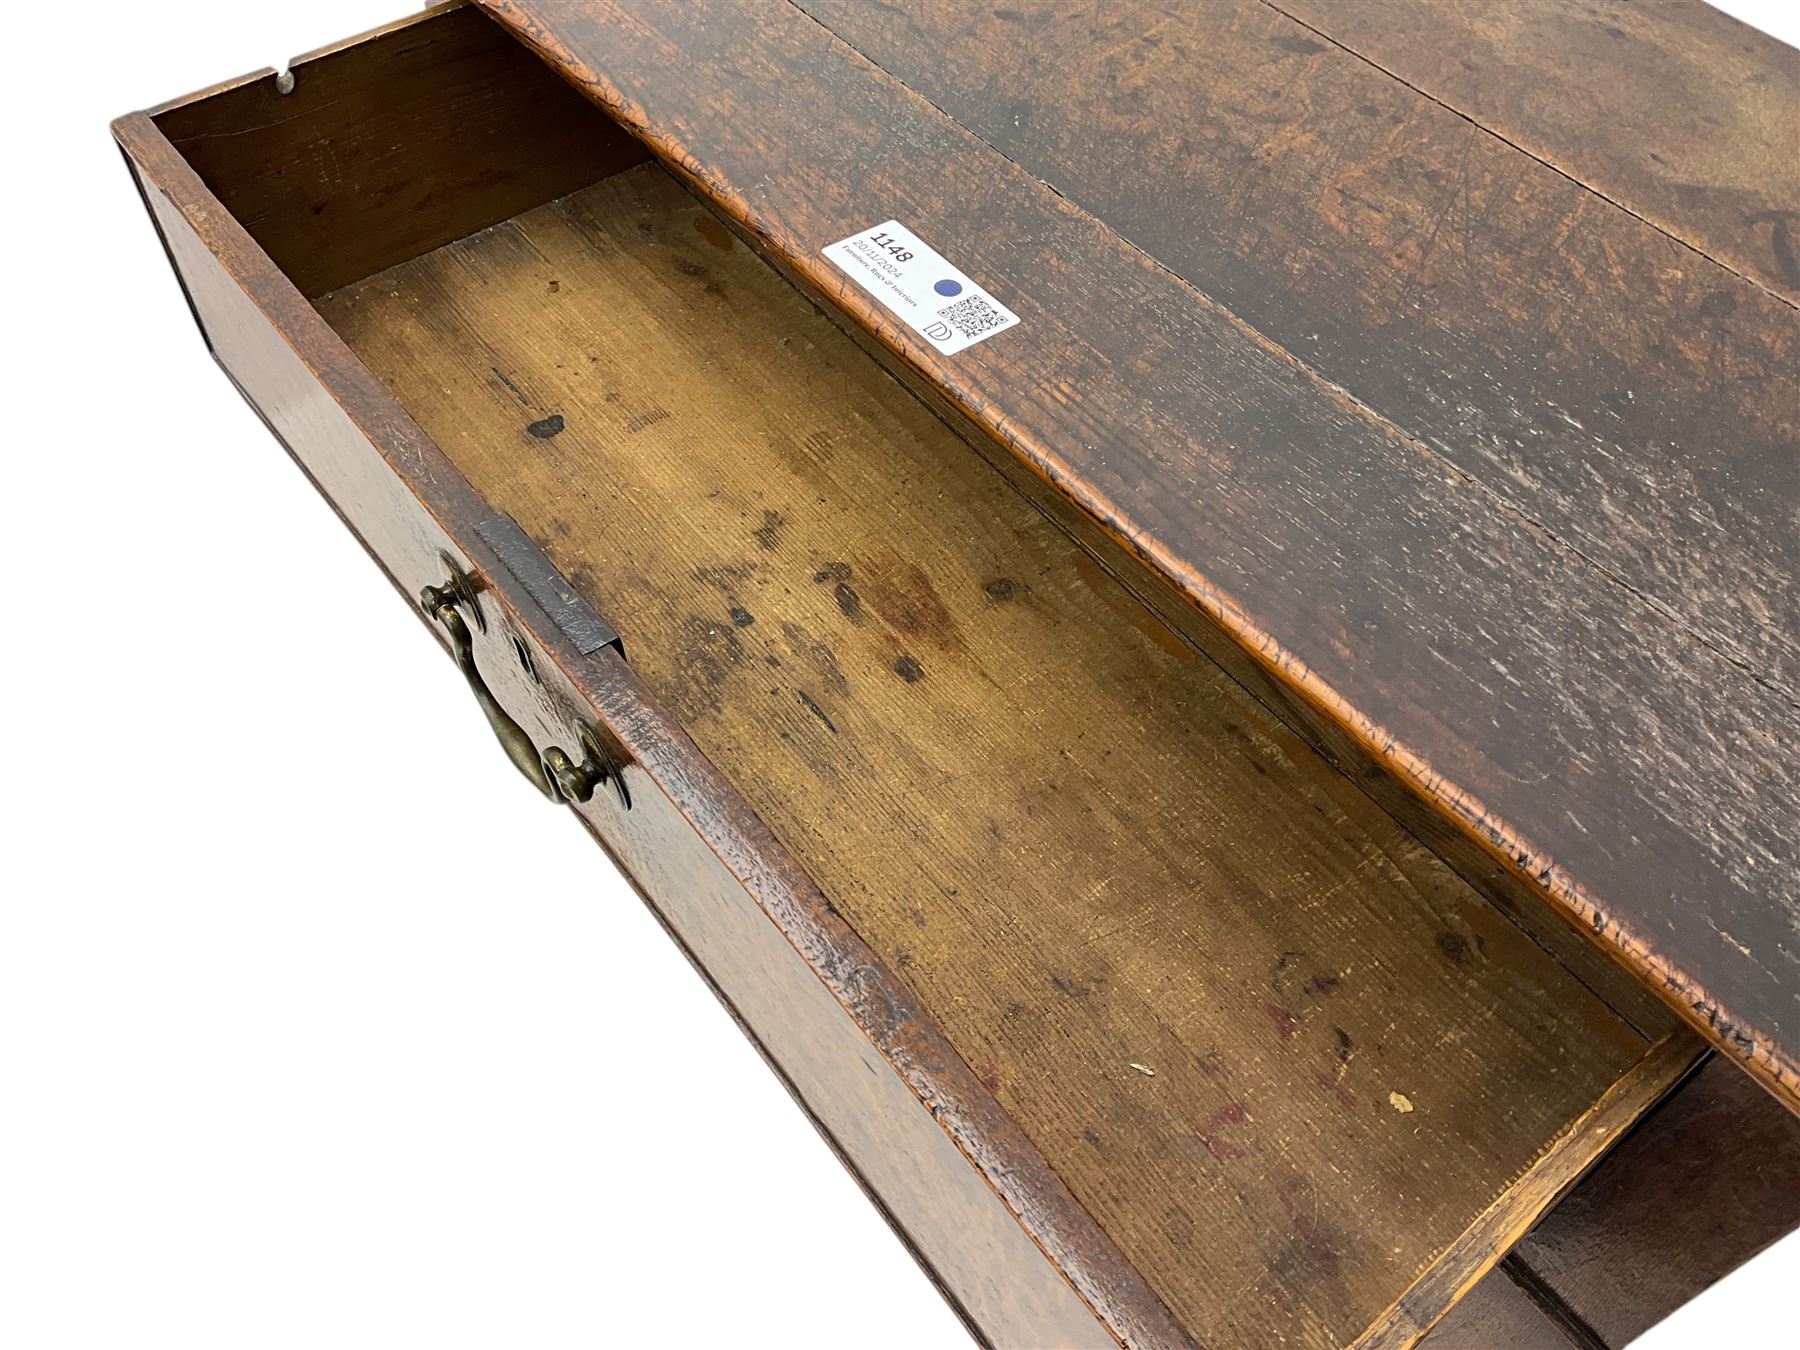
top-left (143, 0), bottom-right (473, 117)
top-left (144, 66), bottom-right (277, 119)
top-left (284, 0), bottom-right (475, 68)
top-left (475, 0), bottom-right (1800, 1115)
top-left (109, 105), bottom-right (1199, 1350)
top-left (1355, 1029), bottom-right (1706, 1348)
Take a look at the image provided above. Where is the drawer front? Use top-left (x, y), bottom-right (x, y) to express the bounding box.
top-left (119, 117), bottom-right (1191, 1350)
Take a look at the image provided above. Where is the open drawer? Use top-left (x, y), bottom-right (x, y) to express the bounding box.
top-left (115, 5), bottom-right (1705, 1346)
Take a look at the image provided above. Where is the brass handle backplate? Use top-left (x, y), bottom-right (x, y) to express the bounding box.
top-left (423, 568), bottom-right (556, 800)
top-left (421, 554), bottom-right (629, 810)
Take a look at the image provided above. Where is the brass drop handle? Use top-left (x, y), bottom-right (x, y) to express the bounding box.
top-left (422, 583), bottom-right (558, 801)
top-left (420, 556), bottom-right (631, 810)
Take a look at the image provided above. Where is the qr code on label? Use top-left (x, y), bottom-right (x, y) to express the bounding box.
top-left (938, 294), bottom-right (1011, 339)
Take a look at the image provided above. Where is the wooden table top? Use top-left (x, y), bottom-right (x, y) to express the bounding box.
top-left (481, 0), bottom-right (1800, 1110)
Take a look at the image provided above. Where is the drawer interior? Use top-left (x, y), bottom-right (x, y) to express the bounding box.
top-left (153, 7), bottom-right (1700, 1344)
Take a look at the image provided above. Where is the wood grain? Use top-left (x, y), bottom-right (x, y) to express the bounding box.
top-left (1510, 1054), bottom-right (1800, 1344)
top-left (1270, 0), bottom-right (1800, 302)
top-left (792, 0), bottom-right (1800, 700)
top-left (1423, 1052), bottom-right (1800, 1347)
top-left (115, 110), bottom-right (1168, 1350)
top-left (318, 162), bottom-right (1695, 1347)
top-left (479, 0), bottom-right (1800, 1108)
top-left (154, 3), bottom-right (647, 297)
top-left (1417, 1269), bottom-right (1574, 1350)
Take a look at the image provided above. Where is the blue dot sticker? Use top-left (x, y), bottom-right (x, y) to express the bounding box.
top-left (934, 278), bottom-right (963, 297)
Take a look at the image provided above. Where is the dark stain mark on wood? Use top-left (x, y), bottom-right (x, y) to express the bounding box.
top-left (1270, 33), bottom-right (1326, 56)
top-left (667, 614), bottom-right (747, 721)
top-left (894, 652), bottom-right (925, 683)
top-left (526, 412), bottom-right (565, 439)
top-left (1748, 210), bottom-right (1800, 289)
top-left (694, 212), bottom-right (735, 252)
top-left (694, 560), bottom-right (759, 592)
top-left (674, 254), bottom-right (727, 296)
top-left (492, 366), bottom-right (528, 405)
top-left (779, 620), bottom-right (849, 696)
top-left (1264, 1003), bottom-right (1300, 1040)
top-left (1193, 1103), bottom-right (1254, 1161)
top-left (797, 688), bottom-right (838, 733)
top-left (1291, 1212), bottom-right (1342, 1273)
top-left (1437, 930), bottom-right (1483, 966)
top-left (858, 555), bottom-right (967, 655)
top-left (1050, 972), bottom-right (1101, 1003)
top-left (729, 605), bottom-right (755, 628)
top-left (1272, 950), bottom-right (1341, 1002)
top-left (985, 576), bottom-right (1022, 602)
top-left (976, 1059), bottom-right (1002, 1093)
top-left (1272, 950), bottom-right (1304, 992)
top-left (623, 406), bottom-right (670, 433)
top-left (751, 508), bottom-right (785, 551)
top-left (813, 560), bottom-right (851, 584)
top-left (1315, 1071), bottom-right (1356, 1113)
top-left (564, 559), bottom-right (598, 598)
top-left (1697, 290), bottom-right (1737, 320)
top-left (833, 581), bottom-right (864, 622)
top-left (1069, 552), bottom-right (1195, 664)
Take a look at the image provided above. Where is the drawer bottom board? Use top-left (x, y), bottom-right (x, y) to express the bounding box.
top-left (317, 161), bottom-right (1694, 1346)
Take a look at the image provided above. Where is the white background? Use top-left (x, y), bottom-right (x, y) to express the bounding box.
top-left (2, 2), bottom-right (1793, 1346)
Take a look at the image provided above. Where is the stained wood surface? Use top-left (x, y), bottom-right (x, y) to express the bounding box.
top-left (1426, 1053), bottom-right (1800, 1347)
top-left (787, 0), bottom-right (1800, 701)
top-left (1271, 0), bottom-right (1800, 303)
top-left (1509, 1054), bottom-right (1800, 1344)
top-left (115, 111), bottom-right (1158, 1348)
top-left (1416, 1271), bottom-right (1572, 1350)
top-left (480, 0), bottom-right (1800, 1107)
top-left (154, 3), bottom-right (646, 297)
top-left (318, 162), bottom-right (1694, 1347)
